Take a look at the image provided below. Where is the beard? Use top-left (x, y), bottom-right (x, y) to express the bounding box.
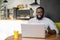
top-left (36, 15), bottom-right (44, 20)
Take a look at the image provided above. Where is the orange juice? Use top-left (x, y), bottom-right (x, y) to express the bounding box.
top-left (14, 31), bottom-right (18, 40)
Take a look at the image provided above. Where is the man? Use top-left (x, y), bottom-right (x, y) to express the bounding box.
top-left (29, 7), bottom-right (59, 35)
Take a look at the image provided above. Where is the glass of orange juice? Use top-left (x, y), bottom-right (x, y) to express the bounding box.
top-left (14, 31), bottom-right (19, 40)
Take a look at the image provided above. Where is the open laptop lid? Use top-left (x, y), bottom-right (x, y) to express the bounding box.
top-left (21, 23), bottom-right (47, 38)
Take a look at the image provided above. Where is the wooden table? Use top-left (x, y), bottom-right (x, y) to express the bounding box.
top-left (5, 34), bottom-right (60, 40)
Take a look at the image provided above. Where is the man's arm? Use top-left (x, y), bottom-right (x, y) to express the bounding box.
top-left (47, 18), bottom-right (59, 35)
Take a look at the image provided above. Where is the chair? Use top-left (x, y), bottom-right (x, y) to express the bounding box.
top-left (55, 22), bottom-right (60, 34)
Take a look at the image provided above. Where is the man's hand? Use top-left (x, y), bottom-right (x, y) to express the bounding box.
top-left (48, 30), bottom-right (56, 35)
top-left (45, 30), bottom-right (56, 37)
top-left (47, 26), bottom-right (56, 35)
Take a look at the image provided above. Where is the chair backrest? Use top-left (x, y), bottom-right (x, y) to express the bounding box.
top-left (55, 22), bottom-right (60, 34)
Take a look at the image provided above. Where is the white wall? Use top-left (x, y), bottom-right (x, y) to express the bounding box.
top-left (7, 0), bottom-right (40, 16)
top-left (7, 0), bottom-right (40, 8)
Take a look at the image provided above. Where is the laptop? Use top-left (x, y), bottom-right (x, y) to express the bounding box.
top-left (21, 23), bottom-right (46, 38)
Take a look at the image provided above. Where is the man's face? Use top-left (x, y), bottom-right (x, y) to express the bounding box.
top-left (36, 8), bottom-right (43, 19)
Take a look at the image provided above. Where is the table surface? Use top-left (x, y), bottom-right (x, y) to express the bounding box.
top-left (5, 34), bottom-right (60, 40)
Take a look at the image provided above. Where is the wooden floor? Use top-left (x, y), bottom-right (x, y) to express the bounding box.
top-left (5, 34), bottom-right (60, 40)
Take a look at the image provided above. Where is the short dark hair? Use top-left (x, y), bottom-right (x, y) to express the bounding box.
top-left (36, 7), bottom-right (44, 14)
